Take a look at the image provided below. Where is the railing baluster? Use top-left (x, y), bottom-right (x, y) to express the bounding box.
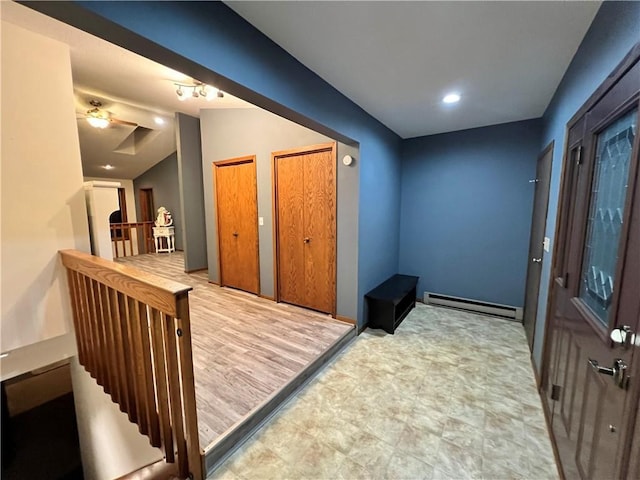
top-left (91, 278), bottom-right (106, 388)
top-left (68, 271), bottom-right (87, 365)
top-left (82, 275), bottom-right (98, 378)
top-left (128, 224), bottom-right (134, 257)
top-left (110, 289), bottom-right (130, 415)
top-left (129, 297), bottom-right (149, 436)
top-left (102, 285), bottom-right (120, 404)
top-left (138, 303), bottom-right (160, 447)
top-left (119, 293), bottom-right (138, 423)
top-left (151, 308), bottom-right (174, 462)
top-left (164, 313), bottom-right (188, 478)
top-left (95, 281), bottom-right (112, 395)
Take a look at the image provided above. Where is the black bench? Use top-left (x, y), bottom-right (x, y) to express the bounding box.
top-left (365, 274), bottom-right (419, 334)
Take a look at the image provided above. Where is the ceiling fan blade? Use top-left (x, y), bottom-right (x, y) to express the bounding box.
top-left (110, 117), bottom-right (138, 127)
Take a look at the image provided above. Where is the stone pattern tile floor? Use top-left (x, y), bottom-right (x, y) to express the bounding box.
top-left (209, 305), bottom-right (558, 479)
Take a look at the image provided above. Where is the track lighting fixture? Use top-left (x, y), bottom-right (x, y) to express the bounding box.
top-left (174, 81), bottom-right (224, 101)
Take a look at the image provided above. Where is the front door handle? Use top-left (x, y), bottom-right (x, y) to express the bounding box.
top-left (589, 358), bottom-right (629, 389)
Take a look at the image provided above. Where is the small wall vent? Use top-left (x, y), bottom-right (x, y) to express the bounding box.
top-left (423, 292), bottom-right (523, 321)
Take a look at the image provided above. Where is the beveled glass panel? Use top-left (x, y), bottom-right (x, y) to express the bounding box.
top-left (580, 110), bottom-right (637, 326)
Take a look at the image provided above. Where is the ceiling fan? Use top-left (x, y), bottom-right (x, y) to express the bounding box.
top-left (82, 100), bottom-right (138, 129)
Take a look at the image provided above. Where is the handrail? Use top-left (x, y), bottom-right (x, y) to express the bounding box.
top-left (59, 249), bottom-right (203, 480)
top-left (110, 221), bottom-right (154, 258)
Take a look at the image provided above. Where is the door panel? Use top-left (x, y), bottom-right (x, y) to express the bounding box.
top-left (303, 150), bottom-right (336, 313)
top-left (523, 143), bottom-right (553, 350)
top-left (276, 155), bottom-right (305, 306)
top-left (546, 52), bottom-right (640, 480)
top-left (215, 157), bottom-right (259, 294)
top-left (274, 143), bottom-right (336, 315)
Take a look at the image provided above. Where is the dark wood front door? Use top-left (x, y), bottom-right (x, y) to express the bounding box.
top-left (214, 156), bottom-right (260, 295)
top-left (545, 49), bottom-right (640, 479)
top-left (523, 142), bottom-right (553, 351)
top-left (273, 143), bottom-right (336, 315)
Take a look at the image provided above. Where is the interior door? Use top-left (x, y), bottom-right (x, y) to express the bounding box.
top-left (276, 154), bottom-right (306, 306)
top-left (214, 156), bottom-right (260, 295)
top-left (274, 143), bottom-right (336, 315)
top-left (546, 55), bottom-right (640, 479)
top-left (523, 142), bottom-right (553, 351)
top-left (302, 149), bottom-right (336, 313)
top-left (139, 188), bottom-right (154, 222)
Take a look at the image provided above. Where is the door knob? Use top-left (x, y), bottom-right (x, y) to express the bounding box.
top-left (532, 258), bottom-right (542, 263)
top-left (232, 232), bottom-right (239, 237)
top-left (588, 358), bottom-right (629, 389)
top-left (303, 237), bottom-right (310, 244)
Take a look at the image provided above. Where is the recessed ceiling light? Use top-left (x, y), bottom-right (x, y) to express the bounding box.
top-left (154, 117), bottom-right (165, 125)
top-left (102, 164), bottom-right (115, 170)
top-left (443, 93), bottom-right (461, 104)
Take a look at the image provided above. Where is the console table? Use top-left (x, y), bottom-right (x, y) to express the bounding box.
top-left (152, 226), bottom-right (175, 253)
top-left (365, 274), bottom-right (419, 334)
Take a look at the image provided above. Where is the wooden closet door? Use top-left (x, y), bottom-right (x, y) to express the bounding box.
top-left (214, 157), bottom-right (259, 295)
top-left (303, 149), bottom-right (336, 313)
top-left (276, 155), bottom-right (305, 306)
top-left (274, 143), bottom-right (336, 315)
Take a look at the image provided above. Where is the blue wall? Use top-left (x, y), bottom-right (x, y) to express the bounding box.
top-left (532, 1), bottom-right (640, 369)
top-left (63, 0), bottom-right (402, 326)
top-left (399, 119), bottom-right (542, 307)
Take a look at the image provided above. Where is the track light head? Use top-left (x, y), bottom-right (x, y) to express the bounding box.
top-left (217, 90), bottom-right (224, 98)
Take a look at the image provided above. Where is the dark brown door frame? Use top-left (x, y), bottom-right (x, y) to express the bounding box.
top-left (523, 141), bottom-right (553, 354)
top-left (213, 155), bottom-right (260, 294)
top-left (538, 42), bottom-right (640, 478)
top-left (139, 188), bottom-right (155, 223)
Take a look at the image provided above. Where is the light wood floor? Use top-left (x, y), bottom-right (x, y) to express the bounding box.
top-left (116, 252), bottom-right (353, 449)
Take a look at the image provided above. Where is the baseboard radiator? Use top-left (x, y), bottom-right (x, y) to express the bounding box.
top-left (423, 292), bottom-right (523, 321)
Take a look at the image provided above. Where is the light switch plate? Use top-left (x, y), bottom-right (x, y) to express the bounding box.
top-left (543, 237), bottom-right (550, 253)
top-left (259, 217), bottom-right (264, 226)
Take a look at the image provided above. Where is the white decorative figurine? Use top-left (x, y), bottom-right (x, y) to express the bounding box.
top-left (155, 206), bottom-right (173, 227)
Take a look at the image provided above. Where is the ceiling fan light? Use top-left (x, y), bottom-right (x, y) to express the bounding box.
top-left (87, 116), bottom-right (110, 129)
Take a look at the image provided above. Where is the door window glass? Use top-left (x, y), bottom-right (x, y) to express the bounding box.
top-left (580, 110), bottom-right (637, 325)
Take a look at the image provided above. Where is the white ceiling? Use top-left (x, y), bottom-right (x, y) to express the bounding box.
top-left (227, 1), bottom-right (601, 138)
top-left (1, 1), bottom-right (254, 179)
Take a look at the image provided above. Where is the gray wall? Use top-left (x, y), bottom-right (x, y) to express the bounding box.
top-left (176, 113), bottom-right (207, 271)
top-left (200, 108), bottom-right (359, 321)
top-left (133, 151), bottom-right (183, 251)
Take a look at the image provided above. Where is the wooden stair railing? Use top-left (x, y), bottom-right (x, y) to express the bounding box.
top-left (110, 221), bottom-right (155, 258)
top-left (59, 249), bottom-right (203, 480)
